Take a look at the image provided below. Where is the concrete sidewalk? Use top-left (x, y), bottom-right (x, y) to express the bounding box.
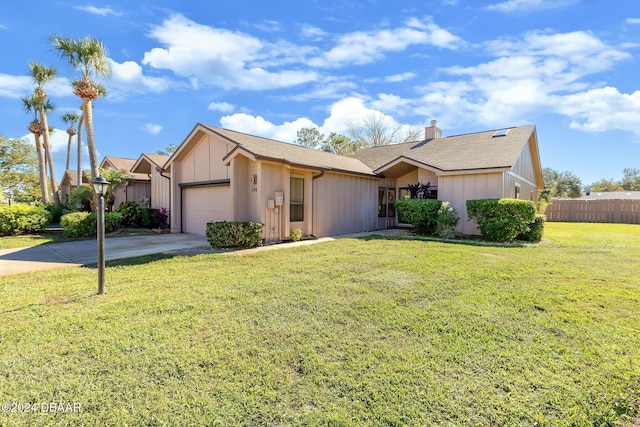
top-left (0, 233), bottom-right (210, 276)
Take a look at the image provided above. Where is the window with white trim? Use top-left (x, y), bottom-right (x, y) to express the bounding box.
top-left (290, 177), bottom-right (304, 221)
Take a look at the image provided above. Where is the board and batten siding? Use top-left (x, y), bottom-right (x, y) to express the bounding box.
top-left (313, 172), bottom-right (379, 236)
top-left (177, 133), bottom-right (231, 183)
top-left (150, 169), bottom-right (170, 209)
top-left (439, 172), bottom-right (503, 235)
top-left (506, 138), bottom-right (539, 202)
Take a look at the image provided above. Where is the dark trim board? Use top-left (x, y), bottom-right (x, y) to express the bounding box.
top-left (178, 179), bottom-right (231, 188)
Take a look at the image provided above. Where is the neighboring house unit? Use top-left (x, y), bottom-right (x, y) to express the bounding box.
top-left (165, 121), bottom-right (543, 239)
top-left (59, 169), bottom-right (90, 203)
top-left (131, 153), bottom-right (171, 210)
top-left (99, 156), bottom-right (151, 209)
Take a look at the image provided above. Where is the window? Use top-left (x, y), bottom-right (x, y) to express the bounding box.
top-left (290, 177), bottom-right (304, 221)
top-left (514, 184), bottom-right (521, 199)
top-left (399, 186), bottom-right (438, 200)
top-left (378, 188), bottom-right (396, 218)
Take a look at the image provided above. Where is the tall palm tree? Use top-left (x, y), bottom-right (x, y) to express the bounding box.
top-left (30, 61), bottom-right (60, 204)
top-left (61, 112), bottom-right (79, 171)
top-left (76, 110), bottom-right (84, 190)
top-left (49, 35), bottom-right (111, 184)
top-left (22, 95), bottom-right (50, 203)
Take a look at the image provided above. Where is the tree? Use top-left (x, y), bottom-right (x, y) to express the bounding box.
top-left (345, 112), bottom-right (420, 148)
top-left (62, 112), bottom-right (79, 171)
top-left (294, 128), bottom-right (361, 156)
top-left (295, 128), bottom-right (324, 149)
top-left (621, 168), bottom-right (640, 191)
top-left (50, 34), bottom-right (111, 185)
top-left (0, 136), bottom-right (40, 202)
top-left (155, 144), bottom-right (178, 156)
top-left (99, 168), bottom-right (128, 212)
top-left (76, 110), bottom-right (84, 190)
top-left (589, 178), bottom-right (624, 192)
top-left (30, 61), bottom-right (60, 204)
top-left (542, 167), bottom-right (583, 198)
top-left (22, 94), bottom-right (50, 203)
top-left (321, 132), bottom-right (362, 156)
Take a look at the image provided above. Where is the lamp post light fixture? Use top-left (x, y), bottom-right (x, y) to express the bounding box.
top-left (92, 176), bottom-right (110, 295)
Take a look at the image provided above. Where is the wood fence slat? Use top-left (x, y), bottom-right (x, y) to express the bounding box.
top-left (546, 199), bottom-right (640, 224)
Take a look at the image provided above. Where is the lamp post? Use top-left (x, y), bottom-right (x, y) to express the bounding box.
top-left (92, 176), bottom-right (110, 295)
top-left (7, 190), bottom-right (13, 206)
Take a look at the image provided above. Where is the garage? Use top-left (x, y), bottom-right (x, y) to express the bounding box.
top-left (181, 185), bottom-right (232, 235)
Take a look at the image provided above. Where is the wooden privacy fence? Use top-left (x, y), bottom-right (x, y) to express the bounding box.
top-left (545, 199), bottom-right (640, 224)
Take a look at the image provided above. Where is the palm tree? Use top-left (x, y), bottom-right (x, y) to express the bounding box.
top-left (49, 35), bottom-right (111, 184)
top-left (30, 61), bottom-right (60, 204)
top-left (76, 110), bottom-right (84, 190)
top-left (22, 95), bottom-right (50, 203)
top-left (61, 112), bottom-right (79, 171)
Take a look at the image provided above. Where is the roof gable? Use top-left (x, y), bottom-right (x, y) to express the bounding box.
top-left (354, 125), bottom-right (536, 173)
top-left (100, 156), bottom-right (150, 181)
top-left (131, 153), bottom-right (170, 174)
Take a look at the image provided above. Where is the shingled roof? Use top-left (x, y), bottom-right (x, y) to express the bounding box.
top-left (201, 124), bottom-right (376, 176)
top-left (131, 153), bottom-right (170, 174)
top-left (100, 156), bottom-right (150, 181)
top-left (353, 125), bottom-right (536, 173)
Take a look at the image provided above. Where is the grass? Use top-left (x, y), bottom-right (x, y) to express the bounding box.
top-left (0, 227), bottom-right (156, 250)
top-left (0, 228), bottom-right (67, 249)
top-left (0, 222), bottom-right (639, 426)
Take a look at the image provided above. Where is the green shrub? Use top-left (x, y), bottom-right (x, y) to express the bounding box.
top-left (44, 203), bottom-right (68, 223)
top-left (436, 202), bottom-right (460, 239)
top-left (396, 199), bottom-right (443, 235)
top-left (117, 201), bottom-right (142, 227)
top-left (60, 212), bottom-right (123, 238)
top-left (518, 214), bottom-right (546, 242)
top-left (290, 228), bottom-right (302, 242)
top-left (69, 185), bottom-right (94, 212)
top-left (466, 198), bottom-right (537, 242)
top-left (60, 212), bottom-right (92, 238)
top-left (206, 221), bottom-right (264, 249)
top-left (0, 203), bottom-right (50, 236)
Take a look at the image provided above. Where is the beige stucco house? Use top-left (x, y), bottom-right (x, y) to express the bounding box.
top-left (165, 121), bottom-right (543, 239)
top-left (99, 156), bottom-right (151, 209)
top-left (131, 153), bottom-right (171, 210)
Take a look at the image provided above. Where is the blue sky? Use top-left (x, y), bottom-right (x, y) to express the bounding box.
top-left (1, 0), bottom-right (639, 186)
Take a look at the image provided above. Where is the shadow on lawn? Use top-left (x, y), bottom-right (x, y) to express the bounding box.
top-left (81, 253), bottom-right (177, 269)
top-left (356, 233), bottom-right (530, 248)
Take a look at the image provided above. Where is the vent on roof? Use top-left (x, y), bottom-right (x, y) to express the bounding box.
top-left (493, 129), bottom-right (510, 137)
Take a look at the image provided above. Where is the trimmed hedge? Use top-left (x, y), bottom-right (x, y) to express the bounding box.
top-left (0, 203), bottom-right (50, 236)
top-left (117, 201), bottom-right (142, 227)
top-left (466, 198), bottom-right (538, 242)
top-left (518, 214), bottom-right (546, 242)
top-left (206, 221), bottom-right (264, 249)
top-left (60, 212), bottom-right (123, 238)
top-left (396, 199), bottom-right (443, 235)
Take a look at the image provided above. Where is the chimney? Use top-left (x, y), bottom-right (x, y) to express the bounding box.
top-left (425, 119), bottom-right (441, 140)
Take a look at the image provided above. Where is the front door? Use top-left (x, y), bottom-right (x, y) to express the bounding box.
top-left (378, 187), bottom-right (396, 229)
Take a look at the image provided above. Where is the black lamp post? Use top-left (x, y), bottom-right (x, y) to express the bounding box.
top-left (92, 176), bottom-right (110, 295)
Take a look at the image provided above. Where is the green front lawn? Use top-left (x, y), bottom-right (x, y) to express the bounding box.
top-left (1, 223), bottom-right (638, 426)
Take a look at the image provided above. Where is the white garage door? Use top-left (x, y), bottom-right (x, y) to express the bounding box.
top-left (182, 186), bottom-right (232, 235)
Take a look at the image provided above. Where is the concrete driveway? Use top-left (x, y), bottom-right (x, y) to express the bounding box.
top-left (0, 233), bottom-right (210, 276)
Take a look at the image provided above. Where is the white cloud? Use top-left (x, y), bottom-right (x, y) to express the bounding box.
top-left (220, 113), bottom-right (315, 143)
top-left (218, 97), bottom-right (419, 144)
top-left (0, 23), bottom-right (7, 30)
top-left (208, 102), bottom-right (235, 113)
top-left (299, 24), bottom-right (328, 40)
top-left (559, 87), bottom-right (640, 136)
top-left (385, 72), bottom-right (417, 83)
top-left (308, 17), bottom-right (462, 68)
top-left (74, 5), bottom-right (122, 16)
top-left (408, 29), bottom-right (633, 128)
top-left (141, 123), bottom-right (163, 135)
top-left (0, 74), bottom-right (33, 98)
top-left (143, 14), bottom-right (319, 91)
top-left (109, 60), bottom-right (172, 95)
top-left (486, 0), bottom-right (578, 13)
top-left (627, 18), bottom-right (640, 25)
